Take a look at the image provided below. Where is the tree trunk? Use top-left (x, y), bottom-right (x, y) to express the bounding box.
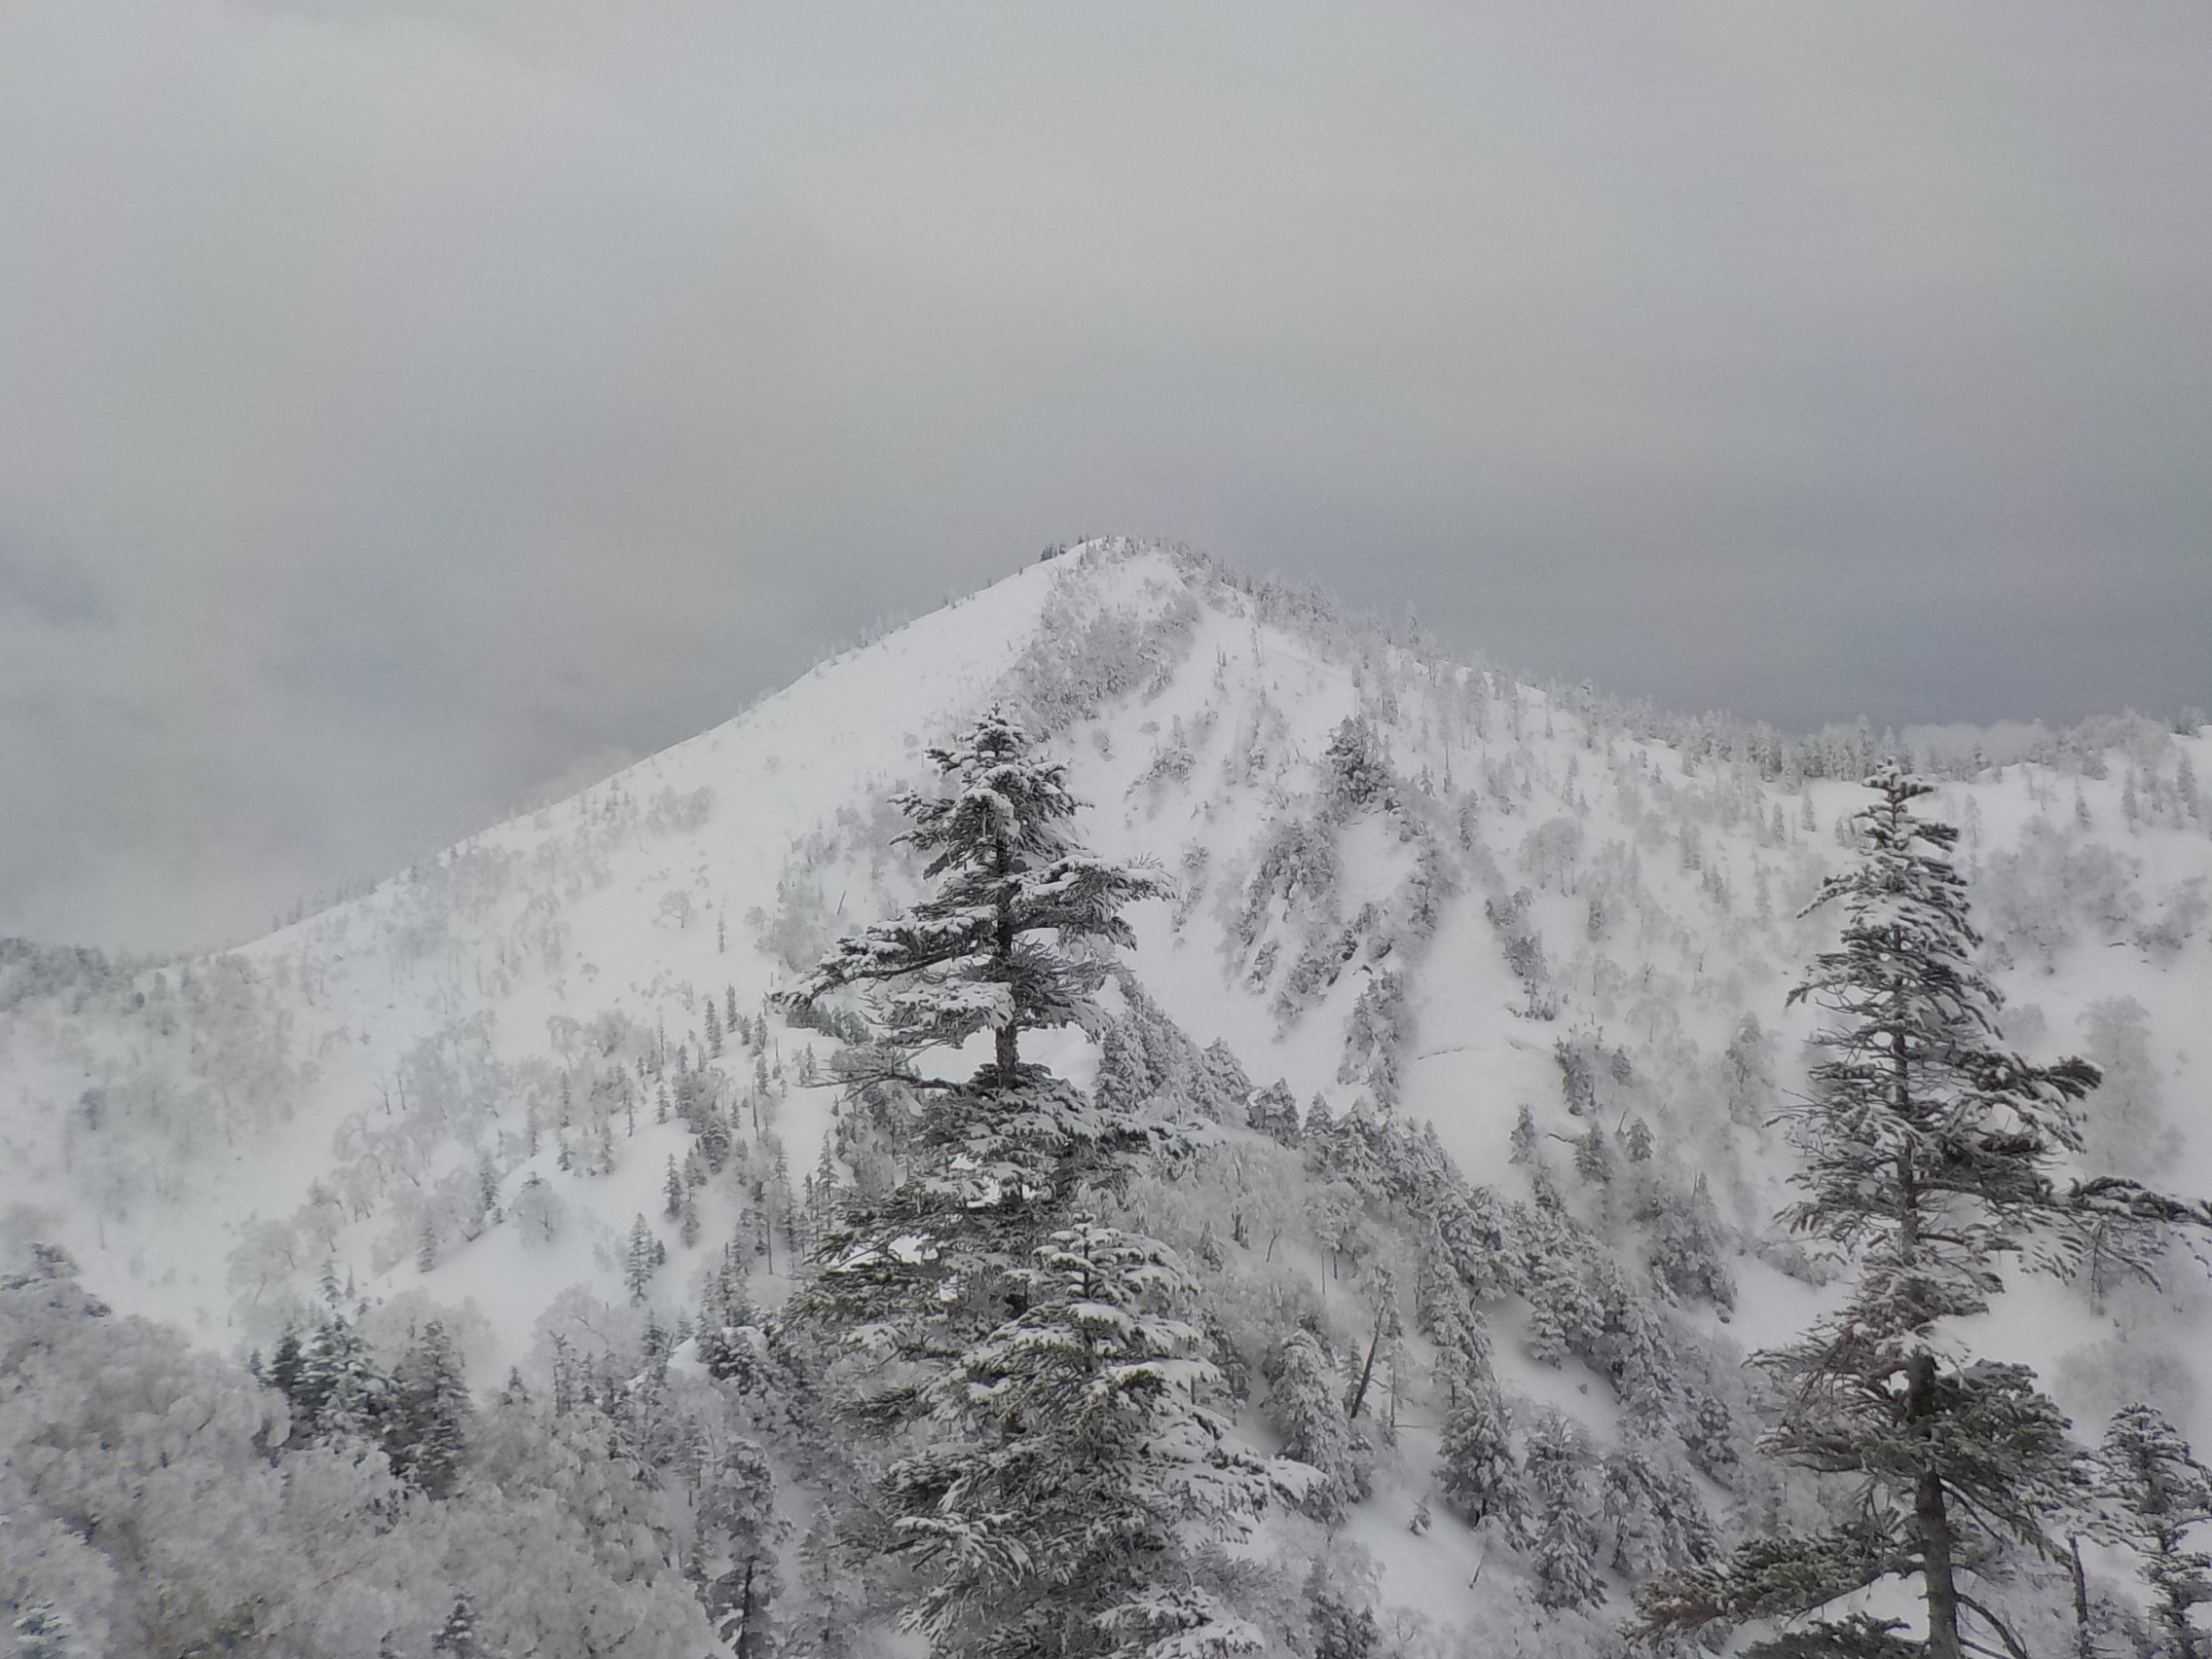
top-left (1909, 1350), bottom-right (1966, 1659)
top-left (733, 1558), bottom-right (758, 1659)
top-left (993, 832), bottom-right (1019, 1080)
top-left (1917, 1468), bottom-right (1965, 1659)
top-left (2069, 1533), bottom-right (2096, 1659)
top-left (1346, 1303), bottom-right (1388, 1420)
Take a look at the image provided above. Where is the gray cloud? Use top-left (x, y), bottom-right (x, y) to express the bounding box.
top-left (0, 513), bottom-right (115, 630)
top-left (0, 0), bottom-right (2206, 951)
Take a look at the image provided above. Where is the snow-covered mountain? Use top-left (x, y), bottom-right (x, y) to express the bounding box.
top-left (4, 537), bottom-right (2209, 1657)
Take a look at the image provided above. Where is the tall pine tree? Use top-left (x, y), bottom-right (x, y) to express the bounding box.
top-left (1527, 1410), bottom-right (1605, 1613)
top-left (2094, 1403), bottom-right (2212, 1659)
top-left (790, 706), bottom-right (1164, 1088)
top-left (387, 1319), bottom-right (471, 1497)
top-left (784, 708), bottom-right (1168, 1350)
top-left (699, 1438), bottom-right (786, 1659)
top-left (1266, 1323), bottom-right (1357, 1523)
top-left (1635, 765), bottom-right (2103, 1659)
top-left (1436, 1378), bottom-right (1523, 1533)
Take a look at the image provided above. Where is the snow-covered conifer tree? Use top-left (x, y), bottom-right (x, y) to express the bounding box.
top-left (431, 1597), bottom-right (482, 1657)
top-left (387, 1319), bottom-right (471, 1497)
top-left (625, 1215), bottom-right (660, 1305)
top-left (699, 1438), bottom-right (786, 1658)
top-left (1266, 1322), bottom-right (1355, 1522)
top-left (2094, 1403), bottom-right (2212, 1659)
top-left (1194, 1039), bottom-right (1252, 1123)
top-left (1094, 1587), bottom-right (1264, 1658)
top-left (790, 706), bottom-right (1163, 1088)
top-left (1305, 1569), bottom-right (1382, 1659)
top-left (696, 1242), bottom-right (762, 1387)
top-left (9, 1604), bottom-right (89, 1659)
top-left (1599, 1441), bottom-right (1714, 1578)
top-left (1635, 764), bottom-right (2113, 1659)
top-left (1436, 1378), bottom-right (1523, 1533)
top-left (888, 1224), bottom-right (1273, 1658)
top-left (1245, 1080), bottom-right (1301, 1145)
top-left (276, 1309), bottom-right (391, 1451)
top-left (785, 708), bottom-right (1168, 1347)
top-left (1321, 713), bottom-right (1393, 812)
top-left (1526, 1410), bottom-right (1605, 1612)
top-left (680, 1186), bottom-right (702, 1249)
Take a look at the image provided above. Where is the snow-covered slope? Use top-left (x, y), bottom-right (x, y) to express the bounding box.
top-left (4, 537), bottom-right (2210, 1647)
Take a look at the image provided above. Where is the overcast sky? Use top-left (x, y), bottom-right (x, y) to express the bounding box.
top-left (2, 1), bottom-right (2208, 954)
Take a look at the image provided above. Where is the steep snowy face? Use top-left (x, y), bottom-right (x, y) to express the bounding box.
top-left (3, 536), bottom-right (2210, 1641)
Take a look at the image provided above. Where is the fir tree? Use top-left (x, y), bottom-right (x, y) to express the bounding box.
top-left (1509, 1102), bottom-right (1539, 1165)
top-left (680, 1186), bottom-right (702, 1249)
top-left (1527, 1409), bottom-right (1605, 1612)
top-left (789, 706), bottom-right (1165, 1086)
top-left (811, 1135), bottom-right (840, 1224)
top-left (1307, 1567), bottom-right (1381, 1659)
top-left (1094, 1587), bottom-right (1263, 1658)
top-left (10, 1604), bottom-right (88, 1659)
top-left (2094, 1403), bottom-right (2212, 1659)
top-left (1194, 1039), bottom-right (1253, 1124)
top-left (431, 1597), bottom-right (482, 1658)
top-left (268, 1326), bottom-right (305, 1406)
top-left (387, 1319), bottom-right (471, 1498)
top-left (275, 1309), bottom-right (390, 1450)
top-left (1244, 1080), bottom-right (1301, 1145)
top-left (476, 1157), bottom-right (501, 1222)
top-left (1599, 1440), bottom-right (1714, 1578)
top-left (697, 1242), bottom-right (762, 1388)
top-left (665, 1155), bottom-right (685, 1221)
top-left (1267, 1322), bottom-right (1355, 1522)
top-left (1574, 1122), bottom-right (1612, 1185)
top-left (1437, 1377), bottom-right (1523, 1533)
top-left (1303, 1095), bottom-right (1336, 1161)
top-left (1635, 765), bottom-right (2111, 1659)
top-left (784, 709), bottom-right (1169, 1352)
top-left (888, 1224), bottom-right (1274, 1658)
top-left (625, 1215), bottom-right (661, 1305)
top-left (700, 1438), bottom-right (786, 1659)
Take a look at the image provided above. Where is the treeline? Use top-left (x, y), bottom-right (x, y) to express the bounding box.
top-left (0, 1246), bottom-right (770, 1658)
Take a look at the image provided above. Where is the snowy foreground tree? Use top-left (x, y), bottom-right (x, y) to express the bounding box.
top-left (782, 710), bottom-right (1288, 1655)
top-left (790, 705), bottom-right (1165, 1088)
top-left (1636, 766), bottom-right (2118, 1659)
top-left (888, 1224), bottom-right (1273, 1659)
top-left (785, 707), bottom-right (1170, 1347)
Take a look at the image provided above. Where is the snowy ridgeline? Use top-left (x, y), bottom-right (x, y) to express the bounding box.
top-left (2, 539), bottom-right (2211, 1659)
